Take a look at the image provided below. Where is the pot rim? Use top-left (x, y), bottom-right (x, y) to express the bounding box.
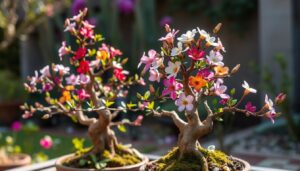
top-left (55, 153), bottom-right (149, 171)
top-left (0, 153), bottom-right (31, 167)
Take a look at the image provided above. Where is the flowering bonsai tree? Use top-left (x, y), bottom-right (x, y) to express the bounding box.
top-left (21, 9), bottom-right (145, 169)
top-left (137, 24), bottom-right (286, 171)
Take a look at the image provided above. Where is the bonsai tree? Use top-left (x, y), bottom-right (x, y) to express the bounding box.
top-left (21, 8), bottom-right (145, 169)
top-left (137, 24), bottom-right (286, 171)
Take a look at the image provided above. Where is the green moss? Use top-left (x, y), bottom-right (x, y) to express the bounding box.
top-left (152, 147), bottom-right (233, 171)
top-left (64, 144), bottom-right (141, 169)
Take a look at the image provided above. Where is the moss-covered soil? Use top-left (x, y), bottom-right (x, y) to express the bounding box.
top-left (63, 144), bottom-right (142, 169)
top-left (147, 147), bottom-right (244, 171)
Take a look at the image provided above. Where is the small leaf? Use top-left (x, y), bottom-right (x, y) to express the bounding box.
top-left (136, 93), bottom-right (143, 99)
top-left (147, 101), bottom-right (155, 110)
top-left (126, 102), bottom-right (137, 109)
top-left (144, 91), bottom-right (151, 100)
top-left (230, 88), bottom-right (236, 96)
top-left (105, 100), bottom-right (114, 107)
top-left (117, 125), bottom-right (126, 133)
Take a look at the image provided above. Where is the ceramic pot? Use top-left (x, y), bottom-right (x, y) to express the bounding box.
top-left (0, 153), bottom-right (31, 171)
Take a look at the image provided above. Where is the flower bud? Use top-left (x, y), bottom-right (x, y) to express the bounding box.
top-left (165, 24), bottom-right (171, 32)
top-left (231, 64), bottom-right (240, 74)
top-left (42, 114), bottom-right (50, 120)
top-left (213, 23), bottom-right (222, 34)
top-left (275, 93), bottom-right (286, 105)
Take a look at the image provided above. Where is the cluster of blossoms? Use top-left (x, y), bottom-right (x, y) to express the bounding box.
top-left (22, 9), bottom-right (143, 126)
top-left (138, 24), bottom-right (285, 123)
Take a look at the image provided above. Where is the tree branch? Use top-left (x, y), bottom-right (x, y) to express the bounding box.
top-left (153, 110), bottom-right (187, 130)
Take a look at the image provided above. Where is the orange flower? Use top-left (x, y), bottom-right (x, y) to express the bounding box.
top-left (59, 91), bottom-right (71, 103)
top-left (214, 66), bottom-right (229, 76)
top-left (65, 85), bottom-right (74, 91)
top-left (189, 75), bottom-right (207, 92)
top-left (96, 50), bottom-right (109, 60)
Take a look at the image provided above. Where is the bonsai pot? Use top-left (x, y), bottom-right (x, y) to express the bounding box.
top-left (56, 153), bottom-right (149, 171)
top-left (145, 156), bottom-right (250, 171)
top-left (0, 153), bottom-right (31, 171)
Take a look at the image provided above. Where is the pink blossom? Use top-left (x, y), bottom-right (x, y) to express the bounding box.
top-left (22, 111), bottom-right (33, 119)
top-left (40, 136), bottom-right (53, 149)
top-left (159, 28), bottom-right (179, 44)
top-left (175, 93), bottom-right (194, 112)
top-left (165, 61), bottom-right (181, 78)
top-left (64, 19), bottom-right (76, 32)
top-left (264, 95), bottom-right (277, 124)
top-left (245, 102), bottom-right (256, 113)
top-left (110, 47), bottom-right (122, 58)
top-left (134, 115), bottom-right (144, 126)
top-left (53, 64), bottom-right (70, 76)
top-left (198, 69), bottom-right (214, 80)
top-left (66, 74), bottom-right (80, 85)
top-left (82, 20), bottom-right (95, 29)
top-left (58, 41), bottom-right (68, 60)
top-left (138, 49), bottom-right (158, 72)
top-left (149, 69), bottom-right (161, 82)
top-left (11, 121), bottom-right (22, 132)
top-left (40, 65), bottom-right (51, 78)
top-left (213, 79), bottom-right (229, 99)
top-left (187, 47), bottom-right (205, 61)
top-left (30, 71), bottom-right (40, 86)
top-left (79, 74), bottom-right (90, 84)
top-left (162, 76), bottom-right (183, 100)
top-left (77, 89), bottom-right (90, 101)
top-left (79, 27), bottom-right (94, 39)
top-left (219, 99), bottom-right (228, 105)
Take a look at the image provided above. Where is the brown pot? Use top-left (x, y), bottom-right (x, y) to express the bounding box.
top-left (144, 157), bottom-right (250, 171)
top-left (0, 102), bottom-right (22, 126)
top-left (55, 153), bottom-right (149, 171)
top-left (0, 153), bottom-right (31, 171)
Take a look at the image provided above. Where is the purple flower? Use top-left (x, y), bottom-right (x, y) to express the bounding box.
top-left (71, 0), bottom-right (86, 15)
top-left (160, 16), bottom-right (172, 27)
top-left (11, 121), bottom-right (22, 132)
top-left (117, 0), bottom-right (135, 15)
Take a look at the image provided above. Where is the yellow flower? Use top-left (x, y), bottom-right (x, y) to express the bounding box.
top-left (189, 75), bottom-right (207, 92)
top-left (96, 50), bottom-right (109, 60)
top-left (65, 85), bottom-right (75, 91)
top-left (214, 66), bottom-right (229, 76)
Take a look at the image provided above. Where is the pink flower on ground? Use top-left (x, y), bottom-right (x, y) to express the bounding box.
top-left (77, 89), bottom-right (90, 101)
top-left (245, 102), bottom-right (256, 113)
top-left (149, 69), bottom-right (161, 82)
top-left (162, 76), bottom-right (183, 100)
top-left (58, 41), bottom-right (68, 60)
top-left (187, 47), bottom-right (205, 61)
top-left (40, 135), bottom-right (53, 149)
top-left (134, 115), bottom-right (144, 126)
top-left (175, 93), bottom-right (194, 112)
top-left (11, 121), bottom-right (22, 132)
top-left (138, 49), bottom-right (158, 72)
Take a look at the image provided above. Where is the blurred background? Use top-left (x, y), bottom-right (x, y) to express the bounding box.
top-left (0, 0), bottom-right (299, 170)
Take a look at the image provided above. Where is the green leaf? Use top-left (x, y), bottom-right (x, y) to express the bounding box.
top-left (117, 125), bottom-right (127, 133)
top-left (144, 91), bottom-right (150, 100)
top-left (72, 138), bottom-right (85, 151)
top-left (88, 49), bottom-right (96, 56)
top-left (79, 159), bottom-right (87, 166)
top-left (126, 102), bottom-right (137, 109)
top-left (136, 93), bottom-right (143, 99)
top-left (229, 99), bottom-right (238, 106)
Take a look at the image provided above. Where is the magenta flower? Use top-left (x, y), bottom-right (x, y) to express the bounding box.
top-left (77, 89), bottom-right (90, 101)
top-left (175, 93), bottom-right (194, 112)
top-left (245, 102), bottom-right (256, 113)
top-left (266, 110), bottom-right (276, 124)
top-left (117, 0), bottom-right (135, 15)
top-left (160, 16), bottom-right (172, 27)
top-left (43, 83), bottom-right (53, 92)
top-left (198, 69), bottom-right (214, 80)
top-left (162, 76), bottom-right (183, 100)
top-left (40, 135), bottom-right (53, 149)
top-left (11, 121), bottom-right (22, 132)
top-left (138, 49), bottom-right (158, 72)
top-left (80, 27), bottom-right (94, 39)
top-left (187, 47), bottom-right (205, 61)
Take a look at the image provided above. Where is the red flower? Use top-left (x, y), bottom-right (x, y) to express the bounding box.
top-left (187, 47), bottom-right (205, 61)
top-left (114, 68), bottom-right (126, 81)
top-left (77, 60), bottom-right (90, 74)
top-left (73, 47), bottom-right (86, 60)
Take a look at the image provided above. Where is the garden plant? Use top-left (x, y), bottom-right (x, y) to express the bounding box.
top-left (137, 24), bottom-right (286, 171)
top-left (21, 8), bottom-right (146, 170)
